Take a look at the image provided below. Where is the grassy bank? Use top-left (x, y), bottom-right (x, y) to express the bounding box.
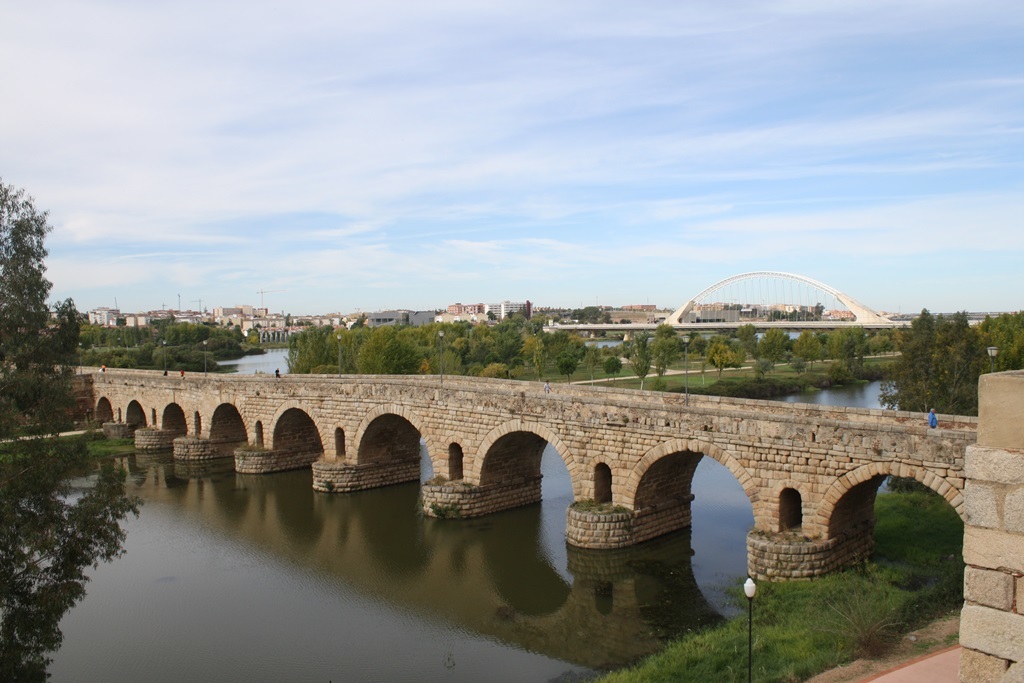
top-left (599, 490), bottom-right (963, 682)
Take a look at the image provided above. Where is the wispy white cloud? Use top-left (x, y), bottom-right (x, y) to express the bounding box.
top-left (3, 0), bottom-right (1022, 313)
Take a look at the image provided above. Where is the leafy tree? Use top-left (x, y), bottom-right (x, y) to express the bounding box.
top-left (583, 346), bottom-right (601, 382)
top-left (0, 180), bottom-right (139, 677)
top-left (603, 355), bottom-right (622, 379)
top-left (356, 326), bottom-right (421, 375)
top-left (707, 338), bottom-right (742, 378)
top-left (827, 326), bottom-right (869, 377)
top-left (651, 325), bottom-right (680, 378)
top-left (628, 332), bottom-right (653, 389)
top-left (556, 349), bottom-right (580, 383)
top-left (792, 330), bottom-right (822, 368)
top-left (523, 335), bottom-right (547, 379)
top-left (757, 329), bottom-right (790, 372)
top-left (979, 312), bottom-right (1024, 372)
top-left (736, 324), bottom-right (759, 360)
top-left (881, 310), bottom-right (983, 414)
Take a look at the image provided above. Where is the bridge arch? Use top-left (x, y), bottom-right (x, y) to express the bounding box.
top-left (95, 397), bottom-right (114, 423)
top-left (624, 437), bottom-right (756, 509)
top-left (353, 404), bottom-right (428, 469)
top-left (473, 419), bottom-right (579, 497)
top-left (209, 403), bottom-right (249, 455)
top-left (125, 400), bottom-right (147, 428)
top-left (161, 403), bottom-right (188, 435)
top-left (814, 462), bottom-right (964, 537)
top-left (271, 407), bottom-right (324, 460)
top-left (665, 271), bottom-right (889, 325)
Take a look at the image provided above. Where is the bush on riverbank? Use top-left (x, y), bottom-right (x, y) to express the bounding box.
top-left (599, 490), bottom-right (963, 683)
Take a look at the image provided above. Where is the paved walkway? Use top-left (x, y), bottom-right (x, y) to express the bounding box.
top-left (861, 646), bottom-right (960, 682)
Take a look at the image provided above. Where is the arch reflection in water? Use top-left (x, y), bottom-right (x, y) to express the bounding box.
top-left (53, 446), bottom-right (750, 680)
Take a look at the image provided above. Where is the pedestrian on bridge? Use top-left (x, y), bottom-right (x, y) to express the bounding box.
top-left (928, 409), bottom-right (938, 428)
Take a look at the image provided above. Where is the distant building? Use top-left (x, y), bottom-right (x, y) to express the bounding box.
top-left (447, 303), bottom-right (486, 316)
top-left (621, 304), bottom-right (657, 311)
top-left (366, 310), bottom-right (436, 327)
top-left (485, 300), bottom-right (532, 320)
top-left (88, 307), bottom-right (120, 326)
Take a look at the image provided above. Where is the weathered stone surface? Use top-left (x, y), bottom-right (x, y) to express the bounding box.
top-left (966, 482), bottom-right (1004, 529)
top-left (965, 567), bottom-right (1015, 612)
top-left (962, 605), bottom-right (1024, 666)
top-left (967, 445), bottom-right (1024, 486)
top-left (1003, 489), bottom-right (1024, 535)
top-left (964, 527), bottom-right (1024, 574)
top-left (978, 372), bottom-right (1024, 451)
top-left (959, 647), bottom-right (1008, 683)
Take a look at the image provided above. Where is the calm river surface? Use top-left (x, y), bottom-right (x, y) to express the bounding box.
top-left (49, 378), bottom-right (883, 682)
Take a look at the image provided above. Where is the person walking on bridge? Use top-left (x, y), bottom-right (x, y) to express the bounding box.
top-left (928, 408), bottom-right (938, 428)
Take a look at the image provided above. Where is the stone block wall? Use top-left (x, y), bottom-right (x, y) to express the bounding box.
top-left (566, 507), bottom-right (635, 549)
top-left (102, 421), bottom-right (135, 439)
top-left (746, 519), bottom-right (874, 580)
top-left (172, 435), bottom-right (219, 460)
top-left (421, 477), bottom-right (542, 518)
top-left (234, 447), bottom-right (319, 474)
top-left (312, 459), bottom-right (420, 493)
top-left (134, 427), bottom-right (177, 451)
top-left (959, 371), bottom-right (1024, 682)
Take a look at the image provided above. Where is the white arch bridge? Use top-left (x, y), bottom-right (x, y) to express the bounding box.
top-left (664, 271), bottom-right (891, 325)
top-left (548, 271), bottom-right (898, 334)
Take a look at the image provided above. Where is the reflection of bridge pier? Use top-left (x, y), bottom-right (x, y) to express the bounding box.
top-left (119, 460), bottom-right (722, 670)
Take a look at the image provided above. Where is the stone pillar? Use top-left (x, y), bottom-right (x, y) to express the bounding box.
top-left (566, 506), bottom-right (635, 549)
top-left (235, 447), bottom-right (319, 474)
top-left (172, 435), bottom-right (219, 460)
top-left (746, 520), bottom-right (874, 581)
top-left (312, 459), bottom-right (419, 493)
top-left (959, 371), bottom-right (1024, 682)
top-left (134, 427), bottom-right (178, 451)
top-left (420, 476), bottom-right (541, 518)
top-left (102, 421), bottom-right (135, 439)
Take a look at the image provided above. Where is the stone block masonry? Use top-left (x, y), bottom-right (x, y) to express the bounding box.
top-left (89, 370), bottom-right (976, 581)
top-left (959, 371), bottom-right (1024, 682)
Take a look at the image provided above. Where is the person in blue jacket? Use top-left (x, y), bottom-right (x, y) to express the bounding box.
top-left (928, 408), bottom-right (938, 428)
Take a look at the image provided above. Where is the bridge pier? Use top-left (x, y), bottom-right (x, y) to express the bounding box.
top-left (235, 447), bottom-right (319, 474)
top-left (102, 421), bottom-right (136, 439)
top-left (312, 458), bottom-right (420, 493)
top-left (421, 476), bottom-right (542, 518)
top-left (746, 521), bottom-right (875, 580)
top-left (565, 495), bottom-right (696, 549)
top-left (134, 427), bottom-right (179, 451)
top-left (172, 435), bottom-right (221, 460)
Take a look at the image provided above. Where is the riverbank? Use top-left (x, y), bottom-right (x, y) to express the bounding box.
top-left (598, 490), bottom-right (964, 682)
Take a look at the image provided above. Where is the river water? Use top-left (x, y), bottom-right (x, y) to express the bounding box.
top-left (48, 377), bottom-right (882, 682)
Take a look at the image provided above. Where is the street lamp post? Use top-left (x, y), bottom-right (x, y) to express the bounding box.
top-left (162, 340), bottom-right (167, 375)
top-left (744, 577), bottom-right (757, 683)
top-left (438, 330), bottom-right (445, 386)
top-left (202, 339), bottom-right (208, 375)
top-left (988, 346), bottom-right (999, 373)
top-left (337, 333), bottom-right (343, 377)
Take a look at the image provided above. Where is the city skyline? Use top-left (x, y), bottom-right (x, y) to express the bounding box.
top-left (3, 1), bottom-right (1022, 316)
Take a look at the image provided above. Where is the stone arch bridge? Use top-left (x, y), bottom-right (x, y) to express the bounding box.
top-left (88, 370), bottom-right (976, 580)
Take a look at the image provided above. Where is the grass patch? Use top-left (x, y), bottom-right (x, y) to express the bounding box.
top-left (83, 437), bottom-right (136, 457)
top-left (599, 490), bottom-right (963, 682)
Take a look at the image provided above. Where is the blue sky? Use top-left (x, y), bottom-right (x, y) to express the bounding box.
top-left (3, 1), bottom-right (1021, 316)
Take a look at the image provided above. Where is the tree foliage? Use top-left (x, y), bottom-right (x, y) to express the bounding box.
top-left (0, 180), bottom-right (139, 677)
top-left (627, 333), bottom-right (653, 390)
top-left (881, 310), bottom-right (984, 415)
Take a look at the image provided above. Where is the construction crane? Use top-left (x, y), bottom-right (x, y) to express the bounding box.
top-left (258, 289), bottom-right (286, 309)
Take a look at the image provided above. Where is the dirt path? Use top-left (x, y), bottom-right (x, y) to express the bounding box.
top-left (804, 616), bottom-right (959, 682)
